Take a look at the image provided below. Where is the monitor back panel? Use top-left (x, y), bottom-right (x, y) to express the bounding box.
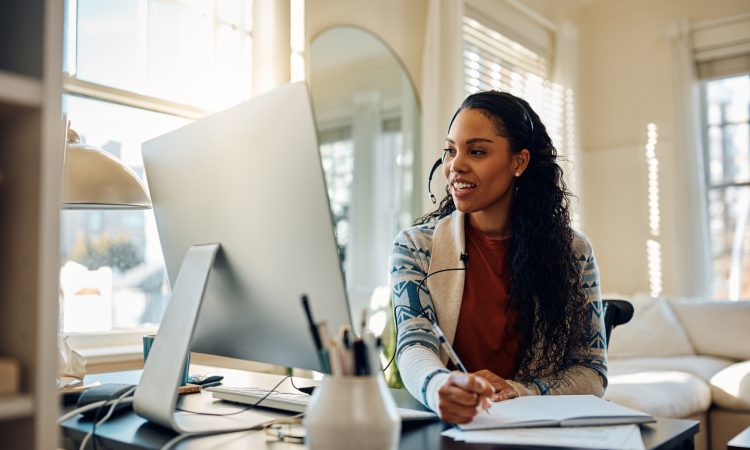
top-left (142, 82), bottom-right (352, 372)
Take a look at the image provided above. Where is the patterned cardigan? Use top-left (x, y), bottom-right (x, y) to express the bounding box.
top-left (390, 211), bottom-right (608, 412)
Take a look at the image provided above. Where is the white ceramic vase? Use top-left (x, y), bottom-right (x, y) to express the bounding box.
top-left (304, 375), bottom-right (401, 450)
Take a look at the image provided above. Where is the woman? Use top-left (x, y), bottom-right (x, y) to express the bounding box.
top-left (390, 91), bottom-right (607, 424)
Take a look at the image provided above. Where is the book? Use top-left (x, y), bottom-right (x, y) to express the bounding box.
top-left (460, 395), bottom-right (654, 431)
top-left (0, 358), bottom-right (20, 396)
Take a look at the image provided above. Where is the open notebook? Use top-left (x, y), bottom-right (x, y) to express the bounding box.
top-left (461, 395), bottom-right (654, 431)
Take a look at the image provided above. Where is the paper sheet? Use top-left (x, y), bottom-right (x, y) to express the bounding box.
top-left (460, 395), bottom-right (652, 430)
top-left (442, 424), bottom-right (644, 450)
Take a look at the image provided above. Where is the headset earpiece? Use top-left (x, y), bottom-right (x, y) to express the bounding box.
top-left (427, 156), bottom-right (444, 204)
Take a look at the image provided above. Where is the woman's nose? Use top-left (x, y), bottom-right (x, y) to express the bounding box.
top-left (450, 152), bottom-right (468, 173)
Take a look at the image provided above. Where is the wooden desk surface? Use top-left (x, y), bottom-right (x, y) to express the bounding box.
top-left (59, 366), bottom-right (699, 450)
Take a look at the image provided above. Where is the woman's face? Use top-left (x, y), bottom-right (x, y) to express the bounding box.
top-left (442, 108), bottom-right (524, 216)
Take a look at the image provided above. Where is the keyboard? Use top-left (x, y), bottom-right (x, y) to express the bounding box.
top-left (207, 386), bottom-right (438, 421)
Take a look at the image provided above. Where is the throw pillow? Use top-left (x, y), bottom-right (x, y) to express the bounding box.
top-left (607, 293), bottom-right (695, 358)
top-left (667, 297), bottom-right (750, 361)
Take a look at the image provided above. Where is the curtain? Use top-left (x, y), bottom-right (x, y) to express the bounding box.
top-left (666, 19), bottom-right (711, 297)
top-left (551, 22), bottom-right (582, 228)
top-left (420, 0), bottom-right (466, 214)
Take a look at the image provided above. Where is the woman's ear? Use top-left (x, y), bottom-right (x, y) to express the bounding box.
top-left (514, 149), bottom-right (531, 175)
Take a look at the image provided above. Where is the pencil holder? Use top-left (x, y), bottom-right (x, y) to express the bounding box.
top-left (304, 374), bottom-right (401, 450)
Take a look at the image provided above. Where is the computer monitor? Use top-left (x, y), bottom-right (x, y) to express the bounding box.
top-left (133, 82), bottom-right (353, 432)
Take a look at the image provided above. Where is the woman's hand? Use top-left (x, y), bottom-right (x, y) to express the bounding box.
top-left (473, 369), bottom-right (519, 402)
top-left (436, 371), bottom-right (495, 424)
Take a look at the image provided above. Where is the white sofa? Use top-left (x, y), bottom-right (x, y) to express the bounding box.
top-left (603, 294), bottom-right (750, 450)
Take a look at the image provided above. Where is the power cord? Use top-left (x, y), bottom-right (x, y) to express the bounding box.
top-left (160, 413), bottom-right (305, 450)
top-left (78, 386), bottom-right (137, 450)
top-left (62, 375), bottom-right (291, 449)
top-left (57, 399), bottom-right (129, 425)
top-left (175, 375), bottom-right (290, 416)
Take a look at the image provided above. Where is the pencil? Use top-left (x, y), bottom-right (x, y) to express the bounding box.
top-left (430, 321), bottom-right (490, 414)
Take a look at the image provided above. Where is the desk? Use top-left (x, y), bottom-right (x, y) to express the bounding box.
top-left (59, 367), bottom-right (699, 450)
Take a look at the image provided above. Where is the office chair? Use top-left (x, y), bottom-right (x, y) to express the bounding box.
top-left (602, 298), bottom-right (634, 348)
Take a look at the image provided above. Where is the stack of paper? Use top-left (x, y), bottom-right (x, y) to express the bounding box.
top-left (443, 424), bottom-right (645, 450)
top-left (461, 395), bottom-right (653, 431)
top-left (442, 395), bottom-right (652, 450)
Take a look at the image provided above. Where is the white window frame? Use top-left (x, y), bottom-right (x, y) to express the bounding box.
top-left (60, 0), bottom-right (255, 361)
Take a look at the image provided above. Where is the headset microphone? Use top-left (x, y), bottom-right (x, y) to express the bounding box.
top-left (459, 252), bottom-right (469, 266)
top-left (427, 156), bottom-right (444, 204)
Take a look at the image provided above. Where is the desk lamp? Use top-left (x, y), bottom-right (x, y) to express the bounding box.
top-left (62, 127), bottom-right (151, 210)
top-left (58, 123), bottom-right (152, 389)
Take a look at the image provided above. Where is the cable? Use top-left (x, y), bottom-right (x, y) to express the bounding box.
top-left (61, 374), bottom-right (299, 449)
top-left (383, 264), bottom-right (468, 373)
top-left (160, 413), bottom-right (305, 450)
top-left (79, 386), bottom-right (136, 450)
top-left (175, 375), bottom-right (289, 417)
top-left (58, 400), bottom-right (122, 425)
top-left (288, 374), bottom-right (302, 392)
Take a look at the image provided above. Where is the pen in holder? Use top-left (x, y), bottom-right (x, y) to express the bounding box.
top-left (300, 296), bottom-right (400, 450)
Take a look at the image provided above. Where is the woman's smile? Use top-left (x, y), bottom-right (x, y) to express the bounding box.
top-left (450, 177), bottom-right (478, 198)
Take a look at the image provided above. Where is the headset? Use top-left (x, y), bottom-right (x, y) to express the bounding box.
top-left (426, 93), bottom-right (535, 204)
top-left (427, 151), bottom-right (447, 204)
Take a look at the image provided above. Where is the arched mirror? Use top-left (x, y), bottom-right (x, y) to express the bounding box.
top-left (309, 26), bottom-right (421, 327)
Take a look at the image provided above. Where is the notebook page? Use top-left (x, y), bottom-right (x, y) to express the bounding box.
top-left (461, 395), bottom-right (652, 431)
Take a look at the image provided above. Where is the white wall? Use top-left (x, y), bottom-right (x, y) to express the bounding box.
top-left (306, 0), bottom-right (427, 100)
top-left (577, 0), bottom-right (750, 296)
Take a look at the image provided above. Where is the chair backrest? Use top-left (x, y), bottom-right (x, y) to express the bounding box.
top-left (602, 299), bottom-right (634, 348)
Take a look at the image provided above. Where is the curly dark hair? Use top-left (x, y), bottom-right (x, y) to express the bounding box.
top-left (415, 91), bottom-right (591, 384)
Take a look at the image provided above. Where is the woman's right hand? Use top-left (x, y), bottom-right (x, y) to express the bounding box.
top-left (437, 371), bottom-right (495, 424)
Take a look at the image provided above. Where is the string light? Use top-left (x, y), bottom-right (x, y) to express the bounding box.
top-left (645, 123), bottom-right (662, 297)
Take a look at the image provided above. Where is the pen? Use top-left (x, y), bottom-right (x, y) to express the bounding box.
top-left (360, 309), bottom-right (368, 337)
top-left (430, 321), bottom-right (491, 414)
top-left (353, 339), bottom-right (370, 375)
top-left (301, 294), bottom-right (331, 374)
top-left (430, 321), bottom-right (467, 372)
top-left (338, 325), bottom-right (354, 375)
top-left (317, 321), bottom-right (335, 374)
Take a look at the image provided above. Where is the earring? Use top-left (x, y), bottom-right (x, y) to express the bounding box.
top-left (514, 171), bottom-right (521, 177)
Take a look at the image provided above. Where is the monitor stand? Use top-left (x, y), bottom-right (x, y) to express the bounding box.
top-left (132, 244), bottom-right (274, 433)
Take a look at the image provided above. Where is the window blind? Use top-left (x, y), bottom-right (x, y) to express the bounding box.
top-left (693, 14), bottom-right (750, 79)
top-left (462, 10), bottom-right (571, 178)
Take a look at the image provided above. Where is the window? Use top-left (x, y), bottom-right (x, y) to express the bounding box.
top-left (702, 74), bottom-right (750, 300)
top-left (319, 127), bottom-right (355, 260)
top-left (61, 0), bottom-right (253, 334)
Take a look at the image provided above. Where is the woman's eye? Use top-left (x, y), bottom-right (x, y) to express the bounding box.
top-left (443, 148), bottom-right (456, 157)
top-left (470, 149), bottom-right (486, 156)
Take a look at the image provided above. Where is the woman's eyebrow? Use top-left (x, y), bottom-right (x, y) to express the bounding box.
top-left (445, 137), bottom-right (494, 144)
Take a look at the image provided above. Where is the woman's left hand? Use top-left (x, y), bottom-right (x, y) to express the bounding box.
top-left (473, 369), bottom-right (519, 402)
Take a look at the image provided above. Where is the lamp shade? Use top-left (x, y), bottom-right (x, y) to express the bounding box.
top-left (62, 130), bottom-right (151, 210)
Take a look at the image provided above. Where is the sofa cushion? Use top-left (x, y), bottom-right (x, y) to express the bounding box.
top-left (607, 294), bottom-right (694, 358)
top-left (667, 297), bottom-right (750, 361)
top-left (710, 361), bottom-right (750, 411)
top-left (609, 355), bottom-right (735, 382)
top-left (604, 371), bottom-right (711, 417)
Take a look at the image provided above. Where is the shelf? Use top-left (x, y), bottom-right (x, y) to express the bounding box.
top-left (0, 394), bottom-right (34, 421)
top-left (0, 70), bottom-right (42, 108)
